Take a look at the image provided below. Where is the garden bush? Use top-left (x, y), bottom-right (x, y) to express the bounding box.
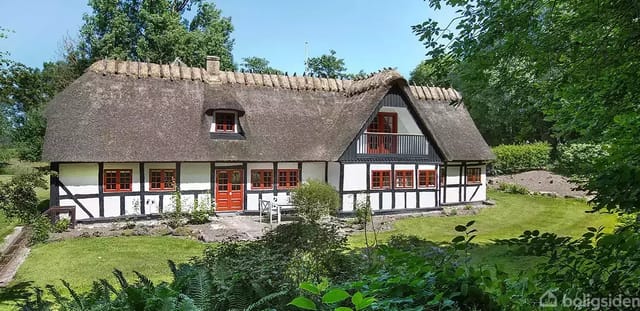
top-left (291, 180), bottom-right (340, 222)
top-left (53, 217), bottom-right (71, 233)
top-left (556, 143), bottom-right (607, 176)
top-left (496, 182), bottom-right (529, 195)
top-left (19, 218), bottom-right (640, 311)
top-left (490, 142), bottom-right (551, 175)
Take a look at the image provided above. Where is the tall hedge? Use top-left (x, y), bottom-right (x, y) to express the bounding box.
top-left (556, 143), bottom-right (607, 176)
top-left (490, 142), bottom-right (551, 175)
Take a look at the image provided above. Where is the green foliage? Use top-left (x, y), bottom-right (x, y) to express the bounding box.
top-left (409, 55), bottom-right (458, 87)
top-left (413, 0), bottom-right (640, 213)
top-left (353, 197), bottom-right (372, 225)
top-left (496, 183), bottom-right (529, 195)
top-left (79, 0), bottom-right (235, 69)
top-left (491, 142), bottom-right (551, 175)
top-left (240, 56), bottom-right (283, 74)
top-left (53, 218), bottom-right (71, 233)
top-left (0, 171), bottom-right (48, 223)
top-left (30, 215), bottom-right (52, 244)
top-left (21, 269), bottom-right (199, 310)
top-left (164, 188), bottom-right (187, 228)
top-left (188, 195), bottom-right (212, 225)
top-left (305, 50), bottom-right (348, 79)
top-left (291, 180), bottom-right (340, 223)
top-left (290, 280), bottom-right (376, 311)
top-left (556, 143), bottom-right (608, 176)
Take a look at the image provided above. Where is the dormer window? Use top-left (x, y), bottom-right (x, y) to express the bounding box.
top-left (209, 111), bottom-right (240, 134)
top-left (215, 112), bottom-right (236, 133)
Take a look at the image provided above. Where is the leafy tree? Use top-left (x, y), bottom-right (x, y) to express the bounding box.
top-left (409, 55), bottom-right (458, 87)
top-left (79, 0), bottom-right (235, 69)
top-left (240, 56), bottom-right (283, 74)
top-left (413, 0), bottom-right (640, 213)
top-left (305, 50), bottom-right (348, 79)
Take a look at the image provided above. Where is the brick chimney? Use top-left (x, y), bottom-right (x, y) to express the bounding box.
top-left (206, 56), bottom-right (220, 75)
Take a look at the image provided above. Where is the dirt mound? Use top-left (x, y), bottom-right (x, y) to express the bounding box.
top-left (488, 170), bottom-right (588, 198)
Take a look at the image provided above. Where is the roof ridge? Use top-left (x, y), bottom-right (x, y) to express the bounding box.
top-left (87, 59), bottom-right (461, 100)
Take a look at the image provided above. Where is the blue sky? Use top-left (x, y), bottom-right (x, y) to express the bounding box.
top-left (0, 0), bottom-right (455, 76)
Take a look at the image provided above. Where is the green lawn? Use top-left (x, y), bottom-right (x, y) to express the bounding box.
top-left (350, 190), bottom-right (617, 246)
top-left (0, 212), bottom-right (17, 242)
top-left (0, 236), bottom-right (206, 309)
top-left (349, 190), bottom-right (618, 273)
top-left (0, 190), bottom-right (619, 308)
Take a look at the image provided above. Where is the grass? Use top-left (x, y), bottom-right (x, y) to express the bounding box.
top-left (0, 189), bottom-right (619, 307)
top-left (0, 212), bottom-right (17, 242)
top-left (0, 236), bottom-right (207, 309)
top-left (349, 190), bottom-right (618, 273)
top-left (350, 190), bottom-right (617, 246)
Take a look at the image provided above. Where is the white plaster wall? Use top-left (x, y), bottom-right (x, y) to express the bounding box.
top-left (406, 192), bottom-right (417, 209)
top-left (370, 164), bottom-right (391, 171)
top-left (327, 162), bottom-right (341, 190)
top-left (103, 196), bottom-right (120, 217)
top-left (104, 163), bottom-right (140, 192)
top-left (180, 163), bottom-right (210, 191)
top-left (275, 192), bottom-right (292, 205)
top-left (381, 192), bottom-right (393, 210)
top-left (342, 193), bottom-right (354, 212)
top-left (143, 163), bottom-right (176, 191)
top-left (59, 163), bottom-right (99, 195)
top-left (369, 192), bottom-right (380, 211)
top-left (343, 164), bottom-right (367, 191)
top-left (180, 194), bottom-right (195, 212)
top-left (197, 193), bottom-right (213, 209)
top-left (445, 187), bottom-right (461, 204)
top-left (446, 166), bottom-right (461, 185)
top-left (419, 191), bottom-right (436, 208)
top-left (246, 193), bottom-right (259, 211)
top-left (261, 192), bottom-right (274, 203)
top-left (278, 162), bottom-right (298, 170)
top-left (418, 164), bottom-right (437, 171)
top-left (380, 107), bottom-right (421, 134)
top-left (145, 195), bottom-right (160, 214)
top-left (162, 194), bottom-right (174, 212)
top-left (395, 192), bottom-right (405, 209)
top-left (355, 193), bottom-right (369, 210)
top-left (60, 198), bottom-right (99, 220)
top-left (302, 162), bottom-right (325, 183)
top-left (124, 196), bottom-right (142, 215)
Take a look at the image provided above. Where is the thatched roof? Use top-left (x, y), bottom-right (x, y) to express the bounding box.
top-left (42, 60), bottom-right (493, 163)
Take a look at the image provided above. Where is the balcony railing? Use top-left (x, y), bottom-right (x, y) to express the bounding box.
top-left (356, 133), bottom-right (429, 155)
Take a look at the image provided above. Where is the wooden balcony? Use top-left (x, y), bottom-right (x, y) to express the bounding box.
top-left (356, 133), bottom-right (429, 155)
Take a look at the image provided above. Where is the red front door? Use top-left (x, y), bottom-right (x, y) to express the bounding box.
top-left (367, 112), bottom-right (397, 154)
top-left (215, 169), bottom-right (244, 212)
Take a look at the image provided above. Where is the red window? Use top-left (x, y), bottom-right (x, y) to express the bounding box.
top-left (371, 170), bottom-right (391, 189)
top-left (395, 170), bottom-right (414, 188)
top-left (277, 169), bottom-right (299, 189)
top-left (149, 169), bottom-right (176, 191)
top-left (467, 168), bottom-right (482, 184)
top-left (104, 169), bottom-right (132, 192)
top-left (215, 112), bottom-right (236, 132)
top-left (418, 170), bottom-right (437, 188)
top-left (251, 170), bottom-right (273, 189)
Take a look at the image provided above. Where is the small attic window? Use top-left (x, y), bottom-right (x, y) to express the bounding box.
top-left (212, 111), bottom-right (237, 133)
